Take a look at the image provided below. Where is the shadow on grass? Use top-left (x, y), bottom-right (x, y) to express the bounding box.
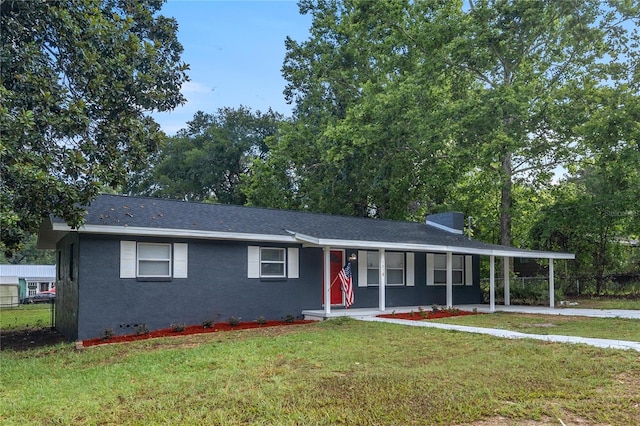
top-left (0, 327), bottom-right (67, 352)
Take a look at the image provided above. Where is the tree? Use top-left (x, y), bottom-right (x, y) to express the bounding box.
top-left (246, 0), bottom-right (467, 219)
top-left (248, 0), bottom-right (639, 247)
top-left (0, 234), bottom-right (55, 265)
top-left (530, 163), bottom-right (636, 295)
top-left (0, 0), bottom-right (188, 255)
top-left (127, 107), bottom-right (284, 204)
top-left (424, 0), bottom-right (639, 248)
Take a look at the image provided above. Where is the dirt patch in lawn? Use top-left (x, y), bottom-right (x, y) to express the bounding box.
top-left (377, 309), bottom-right (479, 321)
top-left (520, 322), bottom-right (556, 328)
top-left (464, 414), bottom-right (599, 425)
top-left (1, 327), bottom-right (67, 352)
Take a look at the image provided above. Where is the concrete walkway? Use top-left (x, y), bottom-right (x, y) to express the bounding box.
top-left (458, 304), bottom-right (640, 319)
top-left (356, 315), bottom-right (640, 352)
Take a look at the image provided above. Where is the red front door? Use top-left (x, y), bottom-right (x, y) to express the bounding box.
top-left (323, 250), bottom-right (344, 305)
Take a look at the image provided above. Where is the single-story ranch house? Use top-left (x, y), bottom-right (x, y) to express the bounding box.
top-left (38, 194), bottom-right (574, 341)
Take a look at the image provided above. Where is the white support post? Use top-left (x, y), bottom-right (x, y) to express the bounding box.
top-left (489, 255), bottom-right (495, 313)
top-left (549, 258), bottom-right (555, 308)
top-left (504, 257), bottom-right (510, 306)
top-left (446, 252), bottom-right (453, 308)
top-left (324, 246), bottom-right (331, 315)
top-left (379, 249), bottom-right (386, 311)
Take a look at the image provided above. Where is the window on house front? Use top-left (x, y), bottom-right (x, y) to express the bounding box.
top-left (137, 243), bottom-right (172, 278)
top-left (386, 253), bottom-right (405, 285)
top-left (433, 254), bottom-right (464, 285)
top-left (260, 247), bottom-right (286, 277)
top-left (119, 241), bottom-right (188, 279)
top-left (366, 251), bottom-right (379, 285)
top-left (247, 246), bottom-right (299, 279)
top-left (27, 282), bottom-right (37, 296)
top-left (365, 251), bottom-right (405, 286)
top-left (427, 253), bottom-right (473, 286)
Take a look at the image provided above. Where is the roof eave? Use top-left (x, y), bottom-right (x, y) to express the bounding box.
top-left (46, 223), bottom-right (575, 260)
top-left (289, 231), bottom-right (575, 259)
top-left (51, 223), bottom-right (297, 243)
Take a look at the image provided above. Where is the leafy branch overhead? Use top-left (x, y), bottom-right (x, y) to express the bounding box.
top-left (0, 0), bottom-right (189, 255)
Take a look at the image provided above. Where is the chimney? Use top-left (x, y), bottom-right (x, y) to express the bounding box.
top-left (425, 212), bottom-right (464, 234)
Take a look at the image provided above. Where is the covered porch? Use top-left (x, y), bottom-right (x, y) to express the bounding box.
top-left (308, 244), bottom-right (574, 317)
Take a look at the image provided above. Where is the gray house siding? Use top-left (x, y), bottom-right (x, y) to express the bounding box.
top-left (73, 235), bottom-right (322, 340)
top-left (59, 233), bottom-right (483, 341)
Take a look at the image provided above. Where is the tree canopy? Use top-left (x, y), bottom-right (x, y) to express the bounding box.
top-left (0, 0), bottom-right (188, 255)
top-left (246, 0), bottom-right (640, 250)
top-left (126, 107), bottom-right (285, 204)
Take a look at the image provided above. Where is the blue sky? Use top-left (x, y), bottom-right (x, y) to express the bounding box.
top-left (153, 1), bottom-right (312, 135)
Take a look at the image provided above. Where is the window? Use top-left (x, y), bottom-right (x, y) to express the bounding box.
top-left (137, 243), bottom-right (172, 278)
top-left (433, 254), bottom-right (463, 285)
top-left (120, 241), bottom-right (188, 279)
top-left (363, 251), bottom-right (406, 286)
top-left (427, 253), bottom-right (473, 286)
top-left (366, 252), bottom-right (379, 285)
top-left (247, 246), bottom-right (299, 279)
top-left (386, 253), bottom-right (405, 285)
top-left (260, 248), bottom-right (286, 277)
top-left (27, 282), bottom-right (37, 296)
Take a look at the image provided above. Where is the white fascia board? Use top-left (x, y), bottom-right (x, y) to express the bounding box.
top-left (425, 221), bottom-right (464, 235)
top-left (51, 223), bottom-right (297, 243)
top-left (289, 232), bottom-right (574, 260)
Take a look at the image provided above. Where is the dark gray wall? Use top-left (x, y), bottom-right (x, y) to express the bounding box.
top-left (74, 235), bottom-right (323, 340)
top-left (348, 251), bottom-right (481, 308)
top-left (55, 233), bottom-right (80, 341)
top-left (68, 235), bottom-right (482, 341)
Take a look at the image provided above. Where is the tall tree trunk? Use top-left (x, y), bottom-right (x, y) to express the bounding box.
top-left (500, 152), bottom-right (512, 247)
top-left (499, 152), bottom-right (513, 279)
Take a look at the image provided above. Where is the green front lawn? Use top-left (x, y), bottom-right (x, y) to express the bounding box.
top-left (1, 318), bottom-right (639, 425)
top-left (0, 304), bottom-right (53, 330)
top-left (565, 297), bottom-right (640, 310)
top-left (431, 312), bottom-right (640, 342)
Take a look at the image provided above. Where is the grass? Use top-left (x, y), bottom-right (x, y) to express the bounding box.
top-left (0, 305), bottom-right (53, 330)
top-left (566, 297), bottom-right (640, 310)
top-left (1, 318), bottom-right (639, 425)
top-left (431, 313), bottom-right (640, 342)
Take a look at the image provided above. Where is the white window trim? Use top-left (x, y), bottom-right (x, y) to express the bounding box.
top-left (137, 242), bottom-right (172, 278)
top-left (260, 247), bottom-right (286, 278)
top-left (427, 253), bottom-right (473, 286)
top-left (360, 251), bottom-right (408, 287)
top-left (385, 252), bottom-right (405, 286)
top-left (248, 246), bottom-right (299, 279)
top-left (120, 241), bottom-right (188, 279)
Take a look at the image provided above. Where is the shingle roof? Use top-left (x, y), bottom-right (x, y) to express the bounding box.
top-left (48, 194), bottom-right (573, 259)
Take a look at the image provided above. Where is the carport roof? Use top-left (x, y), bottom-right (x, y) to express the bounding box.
top-left (39, 194), bottom-right (574, 259)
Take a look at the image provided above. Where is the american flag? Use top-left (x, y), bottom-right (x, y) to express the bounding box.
top-left (338, 262), bottom-right (354, 308)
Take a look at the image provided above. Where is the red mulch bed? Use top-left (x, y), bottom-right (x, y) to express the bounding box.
top-left (377, 309), bottom-right (478, 321)
top-left (82, 320), bottom-right (313, 347)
